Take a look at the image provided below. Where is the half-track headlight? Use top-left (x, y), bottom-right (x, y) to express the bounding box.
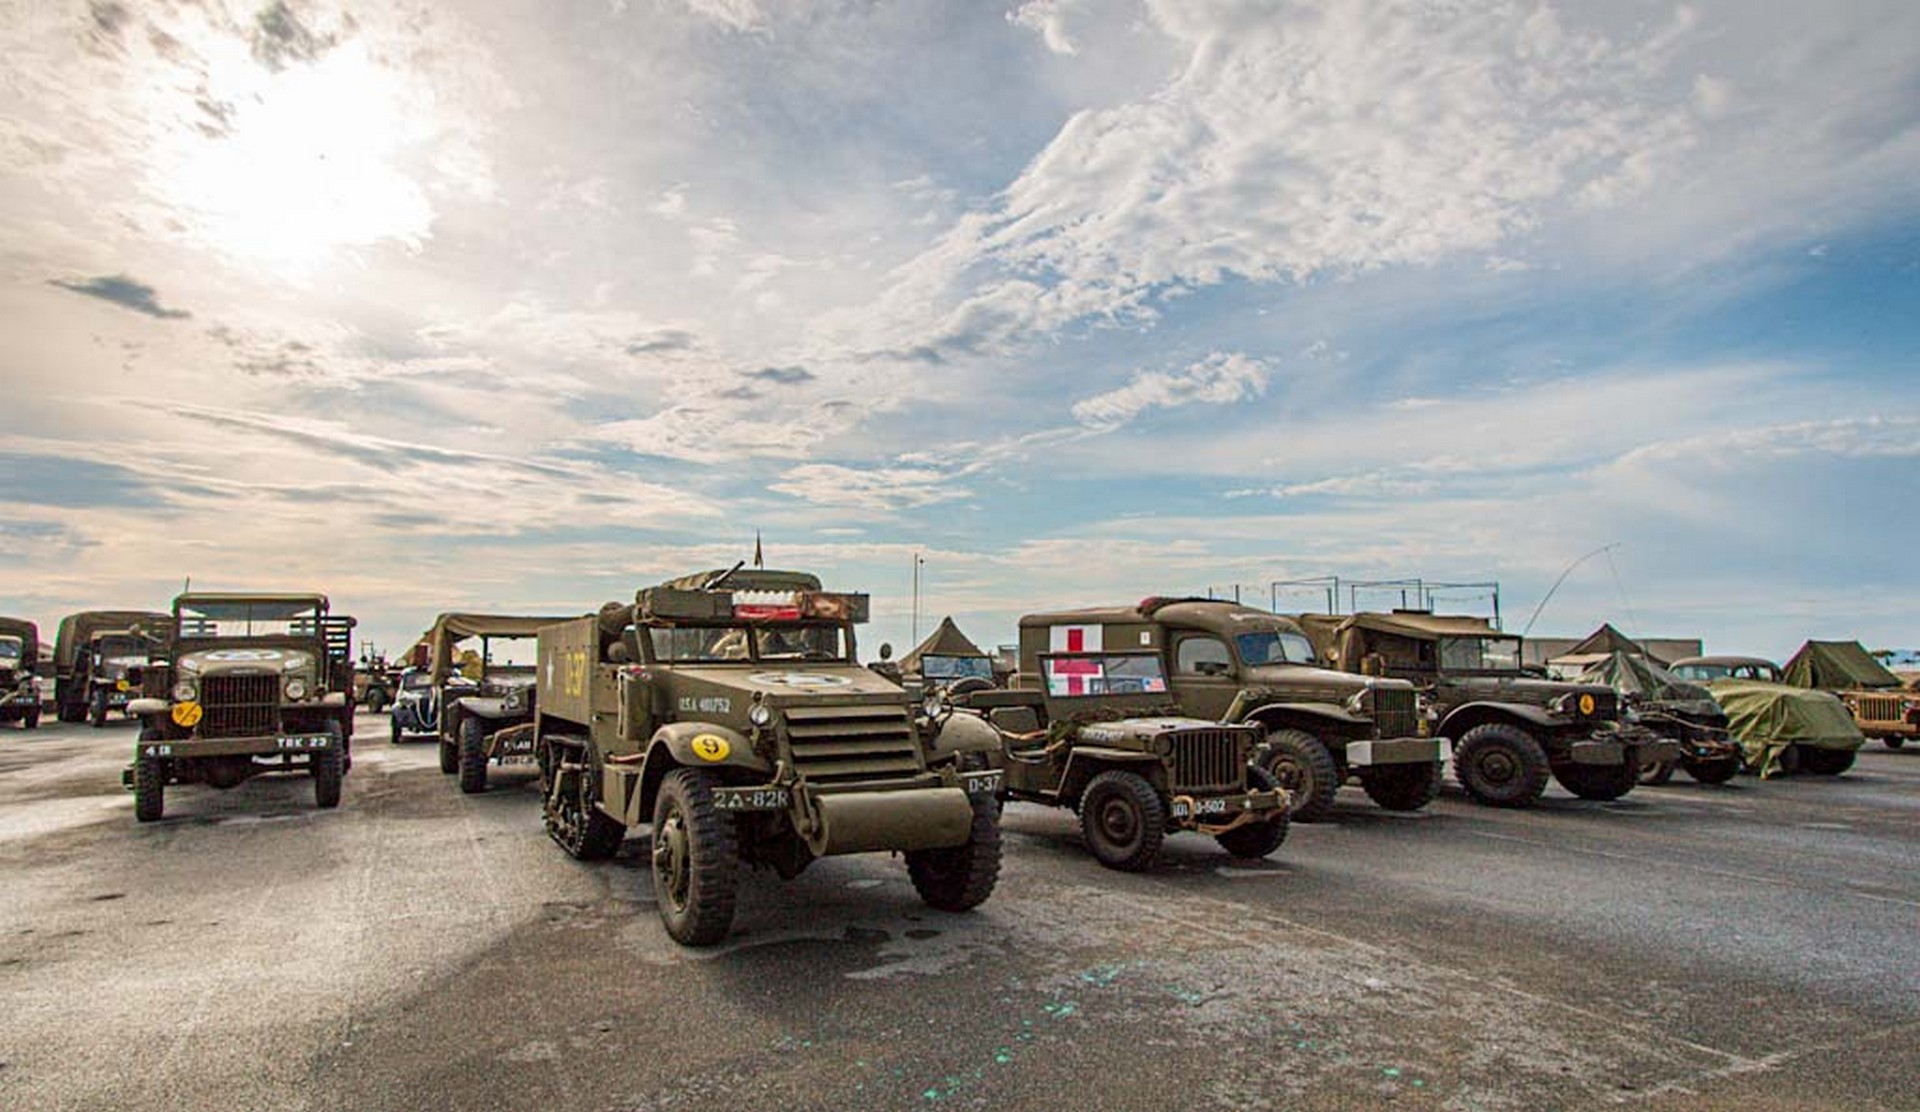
top-left (922, 692), bottom-right (948, 721)
top-left (285, 677), bottom-right (309, 701)
top-left (172, 680), bottom-right (198, 703)
top-left (748, 702), bottom-right (774, 728)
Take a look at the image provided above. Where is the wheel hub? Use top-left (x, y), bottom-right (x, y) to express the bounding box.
top-left (1477, 749), bottom-right (1517, 785)
top-left (1098, 798), bottom-right (1137, 844)
top-left (654, 812), bottom-right (690, 909)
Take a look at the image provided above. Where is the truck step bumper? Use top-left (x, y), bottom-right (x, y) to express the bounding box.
top-left (810, 786), bottom-right (974, 857)
top-left (1345, 737), bottom-right (1448, 767)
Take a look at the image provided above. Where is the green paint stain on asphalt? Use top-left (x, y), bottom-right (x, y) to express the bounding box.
top-left (1382, 1068), bottom-right (1401, 1078)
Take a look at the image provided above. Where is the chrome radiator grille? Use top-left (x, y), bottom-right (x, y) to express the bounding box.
top-left (1372, 686), bottom-right (1419, 739)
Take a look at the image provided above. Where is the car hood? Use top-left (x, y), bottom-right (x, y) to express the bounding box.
top-left (1243, 664), bottom-right (1412, 699)
top-left (670, 663), bottom-right (909, 706)
top-left (178, 647), bottom-right (314, 677)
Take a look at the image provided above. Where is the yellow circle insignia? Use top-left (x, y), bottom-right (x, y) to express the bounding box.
top-left (116, 678), bottom-right (131, 692)
top-left (690, 733), bottom-right (730, 762)
top-left (171, 702), bottom-right (204, 728)
top-left (1578, 694), bottom-right (1596, 716)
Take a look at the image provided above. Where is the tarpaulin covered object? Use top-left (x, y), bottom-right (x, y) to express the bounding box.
top-left (1709, 679), bottom-right (1863, 777)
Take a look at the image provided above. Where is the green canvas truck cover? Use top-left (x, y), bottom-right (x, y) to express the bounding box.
top-left (1577, 651), bottom-right (1721, 718)
top-left (1782, 640), bottom-right (1901, 691)
top-left (1710, 679), bottom-right (1863, 776)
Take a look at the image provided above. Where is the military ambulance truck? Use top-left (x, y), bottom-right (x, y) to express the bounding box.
top-left (532, 568), bottom-right (1004, 946)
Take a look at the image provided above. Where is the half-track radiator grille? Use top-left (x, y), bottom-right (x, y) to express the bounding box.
top-left (782, 704), bottom-right (924, 784)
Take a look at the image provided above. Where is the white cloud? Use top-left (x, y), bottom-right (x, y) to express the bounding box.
top-left (769, 462), bottom-right (976, 513)
top-left (1009, 0), bottom-right (1087, 56)
top-left (1071, 351), bottom-right (1270, 429)
top-left (677, 0), bottom-right (770, 33)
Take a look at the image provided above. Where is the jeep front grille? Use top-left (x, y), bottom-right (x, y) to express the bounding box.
top-left (199, 674), bottom-right (280, 740)
top-left (782, 704), bottom-right (923, 784)
top-left (1856, 694), bottom-right (1903, 724)
top-left (1372, 687), bottom-right (1419, 739)
top-left (1170, 729), bottom-right (1243, 793)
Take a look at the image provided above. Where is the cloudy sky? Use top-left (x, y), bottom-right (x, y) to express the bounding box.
top-left (2, 0), bottom-right (1916, 662)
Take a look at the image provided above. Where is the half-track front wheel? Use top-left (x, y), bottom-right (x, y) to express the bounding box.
top-left (1454, 723), bottom-right (1550, 807)
top-left (1214, 765), bottom-right (1289, 859)
top-left (907, 790), bottom-right (1002, 912)
top-left (312, 721), bottom-right (344, 809)
top-left (1359, 761), bottom-right (1440, 812)
top-left (652, 768), bottom-right (740, 946)
top-left (134, 727), bottom-right (165, 822)
top-left (457, 715), bottom-right (489, 794)
top-left (1257, 728), bottom-right (1339, 823)
top-left (1799, 747), bottom-right (1856, 776)
top-left (1079, 769), bottom-right (1166, 872)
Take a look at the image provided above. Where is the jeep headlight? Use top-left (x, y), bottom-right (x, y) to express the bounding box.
top-left (1549, 693), bottom-right (1574, 716)
top-left (1151, 734), bottom-right (1174, 758)
top-left (503, 689), bottom-right (524, 712)
top-left (172, 680), bottom-right (198, 703)
top-left (1345, 690), bottom-right (1369, 715)
top-left (285, 677), bottom-right (308, 701)
top-left (748, 702), bottom-right (774, 728)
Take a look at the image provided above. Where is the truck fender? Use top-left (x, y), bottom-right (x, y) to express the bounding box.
top-left (1059, 747), bottom-right (1164, 804)
top-left (456, 695), bottom-right (518, 721)
top-left (1243, 701), bottom-right (1369, 733)
top-left (1440, 701), bottom-right (1558, 737)
top-left (127, 697), bottom-right (168, 716)
top-left (649, 722), bottom-right (773, 776)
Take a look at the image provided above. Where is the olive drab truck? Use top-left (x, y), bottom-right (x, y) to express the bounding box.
top-left (53, 609), bottom-right (167, 725)
top-left (532, 568), bottom-right (1004, 946)
top-left (123, 593), bottom-right (357, 821)
top-left (0, 617), bottom-right (41, 730)
top-left (416, 612), bottom-right (575, 793)
top-left (1010, 599), bottom-right (1446, 821)
top-left (1297, 611), bottom-right (1680, 807)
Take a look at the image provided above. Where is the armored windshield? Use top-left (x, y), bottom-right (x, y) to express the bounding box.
top-left (649, 624), bottom-right (848, 664)
top-left (1235, 631), bottom-right (1317, 667)
top-left (1438, 636), bottom-right (1522, 673)
top-left (177, 599), bottom-right (324, 639)
top-left (0, 636), bottom-right (22, 663)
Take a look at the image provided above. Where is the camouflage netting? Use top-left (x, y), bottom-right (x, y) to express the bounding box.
top-left (1709, 679), bottom-right (1864, 777)
top-left (1782, 640), bottom-right (1902, 691)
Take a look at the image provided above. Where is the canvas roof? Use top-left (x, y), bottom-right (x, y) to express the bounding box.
top-left (1308, 611), bottom-right (1504, 642)
top-left (1782, 640), bottom-right (1901, 691)
top-left (900, 616), bottom-right (988, 672)
top-left (427, 613), bottom-right (575, 683)
top-left (1560, 624), bottom-right (1662, 663)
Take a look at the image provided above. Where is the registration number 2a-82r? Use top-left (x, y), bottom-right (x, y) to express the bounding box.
top-left (711, 788), bottom-right (792, 813)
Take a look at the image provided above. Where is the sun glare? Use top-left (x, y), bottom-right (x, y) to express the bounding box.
top-left (150, 38), bottom-right (436, 275)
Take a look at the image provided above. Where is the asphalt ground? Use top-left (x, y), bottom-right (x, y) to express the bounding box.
top-left (2, 713), bottom-right (1916, 1112)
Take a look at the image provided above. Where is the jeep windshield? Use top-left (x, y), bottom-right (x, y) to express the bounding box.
top-left (921, 654), bottom-right (993, 681)
top-left (1439, 636), bottom-right (1523, 674)
top-left (649, 623), bottom-right (849, 664)
top-left (177, 599), bottom-right (324, 639)
top-left (1235, 631), bottom-right (1317, 667)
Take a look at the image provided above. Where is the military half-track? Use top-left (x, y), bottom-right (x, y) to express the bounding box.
top-left (532, 567), bottom-right (1003, 945)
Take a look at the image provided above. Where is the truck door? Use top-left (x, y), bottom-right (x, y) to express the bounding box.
top-left (1170, 631), bottom-right (1239, 720)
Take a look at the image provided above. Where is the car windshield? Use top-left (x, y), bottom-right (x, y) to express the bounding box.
top-left (1679, 661), bottom-right (1779, 682)
top-left (921, 654), bottom-right (994, 681)
top-left (1439, 636), bottom-right (1522, 673)
top-left (1043, 653), bottom-right (1170, 697)
top-left (96, 635), bottom-right (148, 661)
top-left (1235, 631), bottom-right (1317, 667)
top-left (177, 599), bottom-right (324, 639)
top-left (482, 636), bottom-right (538, 675)
top-left (0, 636), bottom-right (22, 663)
top-left (402, 671), bottom-right (433, 690)
top-left (649, 623), bottom-right (848, 663)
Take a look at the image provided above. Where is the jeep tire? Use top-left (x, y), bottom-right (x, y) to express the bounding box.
top-left (1683, 755), bottom-right (1741, 785)
top-left (907, 790), bottom-right (1002, 911)
top-left (652, 768), bottom-right (740, 946)
top-left (1079, 769), bottom-right (1167, 872)
top-left (1360, 761), bottom-right (1440, 812)
top-left (438, 737), bottom-right (458, 774)
top-left (1455, 723), bottom-right (1550, 807)
top-left (458, 715), bottom-right (489, 794)
top-left (1215, 765), bottom-right (1290, 859)
top-left (1258, 728), bottom-right (1339, 823)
